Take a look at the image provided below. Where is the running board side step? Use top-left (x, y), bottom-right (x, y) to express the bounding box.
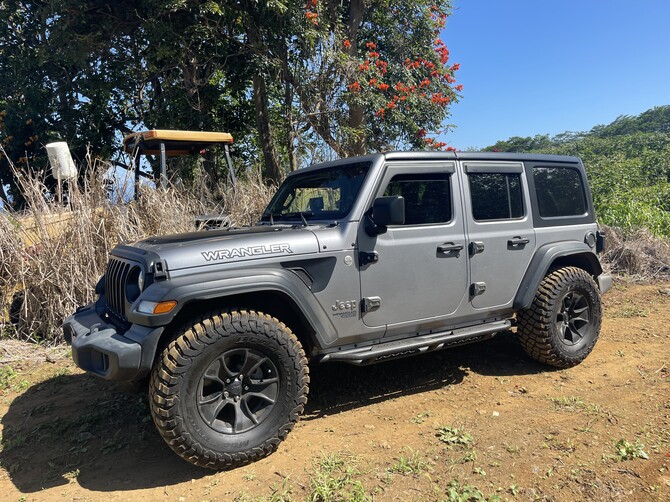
top-left (319, 319), bottom-right (511, 365)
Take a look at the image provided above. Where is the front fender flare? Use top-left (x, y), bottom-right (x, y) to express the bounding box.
top-left (126, 267), bottom-right (337, 348)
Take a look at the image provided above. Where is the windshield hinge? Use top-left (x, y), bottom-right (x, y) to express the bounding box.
top-left (359, 251), bottom-right (378, 266)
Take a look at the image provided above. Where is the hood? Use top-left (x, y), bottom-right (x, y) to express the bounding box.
top-left (132, 225), bottom-right (320, 271)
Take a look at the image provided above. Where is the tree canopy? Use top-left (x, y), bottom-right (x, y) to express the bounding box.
top-left (0, 0), bottom-right (461, 205)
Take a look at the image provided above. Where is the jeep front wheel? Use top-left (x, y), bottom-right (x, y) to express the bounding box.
top-left (149, 310), bottom-right (309, 469)
top-left (517, 266), bottom-right (602, 368)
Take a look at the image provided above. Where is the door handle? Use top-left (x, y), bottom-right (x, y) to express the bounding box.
top-left (508, 237), bottom-right (530, 247)
top-left (437, 242), bottom-right (464, 255)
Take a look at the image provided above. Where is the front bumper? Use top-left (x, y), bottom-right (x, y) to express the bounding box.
top-left (63, 302), bottom-right (164, 381)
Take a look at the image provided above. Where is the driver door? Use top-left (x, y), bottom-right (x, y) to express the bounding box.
top-left (358, 162), bottom-right (469, 329)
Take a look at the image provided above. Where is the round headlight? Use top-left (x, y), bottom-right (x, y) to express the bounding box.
top-left (126, 266), bottom-right (144, 302)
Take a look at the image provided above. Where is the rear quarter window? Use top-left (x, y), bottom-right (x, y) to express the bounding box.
top-left (533, 167), bottom-right (587, 217)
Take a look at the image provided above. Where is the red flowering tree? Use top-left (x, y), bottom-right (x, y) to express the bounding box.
top-left (283, 0), bottom-right (460, 156)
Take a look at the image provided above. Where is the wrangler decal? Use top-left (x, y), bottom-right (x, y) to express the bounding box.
top-left (201, 243), bottom-right (293, 262)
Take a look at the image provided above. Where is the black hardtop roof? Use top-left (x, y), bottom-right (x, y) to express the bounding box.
top-left (382, 150), bottom-right (581, 164)
top-left (289, 151), bottom-right (582, 177)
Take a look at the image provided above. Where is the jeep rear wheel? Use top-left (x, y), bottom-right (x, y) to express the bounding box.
top-left (149, 310), bottom-right (309, 469)
top-left (517, 266), bottom-right (602, 368)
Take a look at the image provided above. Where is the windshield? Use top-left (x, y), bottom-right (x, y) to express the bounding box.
top-left (261, 161), bottom-right (371, 222)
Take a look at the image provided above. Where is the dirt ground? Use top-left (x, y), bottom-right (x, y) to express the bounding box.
top-left (0, 281), bottom-right (668, 501)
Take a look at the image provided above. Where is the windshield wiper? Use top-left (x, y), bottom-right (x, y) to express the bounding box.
top-left (262, 211), bottom-right (313, 226)
top-left (274, 211), bottom-right (313, 227)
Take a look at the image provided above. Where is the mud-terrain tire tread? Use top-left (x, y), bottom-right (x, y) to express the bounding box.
top-left (149, 310), bottom-right (309, 470)
top-left (517, 266), bottom-right (602, 368)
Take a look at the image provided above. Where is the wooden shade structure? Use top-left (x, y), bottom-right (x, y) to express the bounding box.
top-left (123, 130), bottom-right (236, 192)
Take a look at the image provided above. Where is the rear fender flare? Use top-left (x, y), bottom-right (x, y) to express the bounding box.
top-left (513, 242), bottom-right (602, 310)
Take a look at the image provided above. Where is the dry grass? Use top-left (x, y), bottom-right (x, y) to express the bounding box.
top-left (0, 159), bottom-right (273, 343)
top-left (601, 225), bottom-right (670, 279)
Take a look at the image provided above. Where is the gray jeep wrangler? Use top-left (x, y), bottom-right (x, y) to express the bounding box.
top-left (64, 151), bottom-right (611, 469)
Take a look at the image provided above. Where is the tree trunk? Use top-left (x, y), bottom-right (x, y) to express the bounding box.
top-left (251, 73), bottom-right (282, 184)
top-left (245, 6), bottom-right (282, 185)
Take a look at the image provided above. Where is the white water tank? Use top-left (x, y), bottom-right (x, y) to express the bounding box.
top-left (45, 142), bottom-right (77, 180)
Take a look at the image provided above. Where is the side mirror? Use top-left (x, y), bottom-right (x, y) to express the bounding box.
top-left (366, 196), bottom-right (405, 235)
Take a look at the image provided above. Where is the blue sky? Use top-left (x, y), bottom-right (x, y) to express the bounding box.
top-left (440, 0), bottom-right (670, 150)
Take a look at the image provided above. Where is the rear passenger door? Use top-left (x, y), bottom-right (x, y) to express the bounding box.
top-left (461, 162), bottom-right (536, 310)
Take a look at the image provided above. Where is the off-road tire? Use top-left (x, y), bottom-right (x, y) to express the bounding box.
top-left (149, 310), bottom-right (309, 470)
top-left (517, 266), bottom-right (602, 368)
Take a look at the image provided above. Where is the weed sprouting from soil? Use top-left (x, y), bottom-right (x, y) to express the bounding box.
top-left (614, 439), bottom-right (649, 461)
top-left (436, 426), bottom-right (473, 449)
top-left (309, 452), bottom-right (370, 502)
top-left (549, 395), bottom-right (603, 414)
top-left (388, 447), bottom-right (432, 475)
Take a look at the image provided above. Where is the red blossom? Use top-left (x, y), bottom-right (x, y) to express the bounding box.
top-left (451, 63), bottom-right (461, 71)
top-left (348, 81), bottom-right (361, 92)
top-left (368, 78), bottom-right (377, 85)
top-left (343, 39), bottom-right (351, 49)
top-left (368, 51), bottom-right (380, 58)
top-left (377, 82), bottom-right (390, 91)
top-left (417, 128), bottom-right (427, 138)
top-left (446, 146), bottom-right (457, 152)
top-left (430, 92), bottom-right (450, 106)
top-left (375, 108), bottom-right (386, 117)
top-left (455, 84), bottom-right (463, 92)
top-left (433, 38), bottom-right (450, 65)
top-left (420, 78), bottom-right (431, 88)
top-left (359, 60), bottom-right (370, 71)
top-left (366, 41), bottom-right (377, 50)
top-left (375, 60), bottom-right (388, 73)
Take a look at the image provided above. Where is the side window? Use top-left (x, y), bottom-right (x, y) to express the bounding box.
top-left (533, 167), bottom-right (587, 217)
top-left (383, 173), bottom-right (452, 225)
top-left (469, 173), bottom-right (524, 221)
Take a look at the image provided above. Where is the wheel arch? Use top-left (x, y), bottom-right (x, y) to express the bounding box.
top-left (130, 268), bottom-right (337, 374)
top-left (157, 289), bottom-right (323, 362)
top-left (514, 242), bottom-right (602, 310)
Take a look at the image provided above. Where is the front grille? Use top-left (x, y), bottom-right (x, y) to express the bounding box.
top-left (104, 257), bottom-right (133, 321)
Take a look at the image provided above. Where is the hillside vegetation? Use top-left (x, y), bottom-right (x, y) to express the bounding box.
top-left (485, 106), bottom-right (670, 236)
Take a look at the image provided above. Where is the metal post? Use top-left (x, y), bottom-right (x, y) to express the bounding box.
top-left (224, 144), bottom-right (237, 194)
top-left (134, 150), bottom-right (140, 200)
top-left (159, 141), bottom-right (167, 189)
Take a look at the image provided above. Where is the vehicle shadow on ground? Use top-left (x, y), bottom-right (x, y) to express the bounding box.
top-left (1, 331), bottom-right (550, 493)
top-left (305, 330), bottom-right (551, 419)
top-left (0, 372), bottom-right (206, 493)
